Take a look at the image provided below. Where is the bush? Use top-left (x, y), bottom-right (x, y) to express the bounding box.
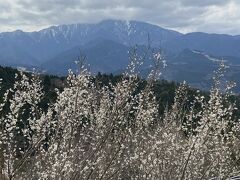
top-left (0, 53), bottom-right (239, 179)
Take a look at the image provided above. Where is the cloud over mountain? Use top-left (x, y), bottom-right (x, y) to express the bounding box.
top-left (0, 0), bottom-right (240, 35)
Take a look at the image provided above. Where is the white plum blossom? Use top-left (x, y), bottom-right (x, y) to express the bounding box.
top-left (0, 54), bottom-right (239, 180)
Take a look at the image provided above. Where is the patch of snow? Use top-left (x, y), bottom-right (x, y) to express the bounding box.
top-left (192, 50), bottom-right (227, 63)
top-left (124, 20), bottom-right (134, 36)
top-left (17, 67), bottom-right (27, 71)
top-left (51, 29), bottom-right (56, 37)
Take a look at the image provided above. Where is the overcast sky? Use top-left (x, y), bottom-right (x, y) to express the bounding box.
top-left (0, 0), bottom-right (240, 35)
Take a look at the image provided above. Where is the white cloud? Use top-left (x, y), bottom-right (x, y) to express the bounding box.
top-left (0, 0), bottom-right (240, 35)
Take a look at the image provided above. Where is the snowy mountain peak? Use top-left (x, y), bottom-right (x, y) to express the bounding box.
top-left (1, 19), bottom-right (240, 77)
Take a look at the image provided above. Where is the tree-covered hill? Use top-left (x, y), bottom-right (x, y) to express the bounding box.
top-left (0, 65), bottom-right (238, 118)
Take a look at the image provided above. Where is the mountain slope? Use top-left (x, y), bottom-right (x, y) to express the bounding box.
top-left (160, 49), bottom-right (240, 90)
top-left (1, 20), bottom-right (240, 91)
top-left (42, 39), bottom-right (130, 75)
top-left (0, 20), bottom-right (182, 67)
top-left (1, 19), bottom-right (240, 68)
top-left (167, 32), bottom-right (240, 57)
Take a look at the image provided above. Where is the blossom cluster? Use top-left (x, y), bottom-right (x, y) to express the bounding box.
top-left (0, 55), bottom-right (239, 180)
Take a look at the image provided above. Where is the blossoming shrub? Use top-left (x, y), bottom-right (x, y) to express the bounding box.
top-left (0, 54), bottom-right (239, 179)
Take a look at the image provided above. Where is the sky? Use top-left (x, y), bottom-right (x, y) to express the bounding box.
top-left (0, 0), bottom-right (240, 35)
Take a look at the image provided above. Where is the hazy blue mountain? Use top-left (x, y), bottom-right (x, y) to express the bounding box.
top-left (41, 39), bottom-right (130, 75)
top-left (1, 19), bottom-right (240, 91)
top-left (1, 19), bottom-right (240, 67)
top-left (162, 49), bottom-right (240, 90)
top-left (167, 32), bottom-right (240, 57)
top-left (0, 30), bottom-right (39, 66)
top-left (0, 20), bottom-right (181, 66)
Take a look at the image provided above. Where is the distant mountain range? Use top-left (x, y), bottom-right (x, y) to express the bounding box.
top-left (1, 19), bottom-right (240, 91)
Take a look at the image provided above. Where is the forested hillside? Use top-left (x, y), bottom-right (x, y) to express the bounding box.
top-left (0, 65), bottom-right (240, 120)
top-left (0, 66), bottom-right (178, 115)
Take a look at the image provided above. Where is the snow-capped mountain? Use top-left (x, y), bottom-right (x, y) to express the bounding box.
top-left (0, 20), bottom-right (182, 67)
top-left (1, 19), bottom-right (240, 68)
top-left (1, 19), bottom-right (240, 90)
top-left (35, 20), bottom-right (181, 46)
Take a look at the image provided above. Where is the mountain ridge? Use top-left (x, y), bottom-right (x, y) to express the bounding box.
top-left (1, 19), bottom-right (240, 91)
